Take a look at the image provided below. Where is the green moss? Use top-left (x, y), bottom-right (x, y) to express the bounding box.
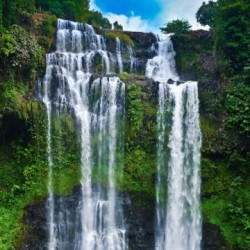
top-left (0, 207), bottom-right (22, 250)
top-left (126, 83), bottom-right (144, 134)
top-left (121, 148), bottom-right (156, 196)
top-left (104, 31), bottom-right (134, 46)
top-left (53, 165), bottom-right (81, 195)
top-left (201, 157), bottom-right (250, 249)
top-left (119, 72), bottom-right (130, 82)
top-left (200, 117), bottom-right (219, 153)
top-left (117, 75), bottom-right (157, 198)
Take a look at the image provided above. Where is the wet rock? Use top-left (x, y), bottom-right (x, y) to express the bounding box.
top-left (202, 223), bottom-right (226, 250)
top-left (20, 188), bottom-right (226, 250)
top-left (20, 202), bottom-right (47, 250)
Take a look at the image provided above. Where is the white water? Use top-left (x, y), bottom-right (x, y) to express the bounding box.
top-left (127, 45), bottom-right (135, 73)
top-left (116, 37), bottom-right (123, 73)
top-left (41, 19), bottom-right (127, 250)
top-left (43, 70), bottom-right (56, 250)
top-left (146, 37), bottom-right (202, 250)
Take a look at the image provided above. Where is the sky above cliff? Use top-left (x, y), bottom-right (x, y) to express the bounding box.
top-left (89, 0), bottom-right (206, 32)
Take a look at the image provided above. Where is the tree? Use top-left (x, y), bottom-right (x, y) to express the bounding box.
top-left (113, 21), bottom-right (123, 31)
top-left (1, 0), bottom-right (35, 26)
top-left (160, 19), bottom-right (191, 37)
top-left (85, 10), bottom-right (112, 29)
top-left (34, 0), bottom-right (90, 22)
top-left (196, 1), bottom-right (218, 27)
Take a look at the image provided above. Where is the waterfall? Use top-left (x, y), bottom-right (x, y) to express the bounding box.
top-left (40, 19), bottom-right (127, 250)
top-left (116, 37), bottom-right (123, 73)
top-left (43, 73), bottom-right (56, 250)
top-left (146, 36), bottom-right (202, 250)
top-left (128, 45), bottom-right (135, 73)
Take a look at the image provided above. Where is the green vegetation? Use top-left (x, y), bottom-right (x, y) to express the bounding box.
top-left (113, 21), bottom-right (123, 31)
top-left (104, 30), bottom-right (134, 45)
top-left (214, 0), bottom-right (250, 75)
top-left (38, 14), bottom-right (57, 50)
top-left (226, 81), bottom-right (250, 136)
top-left (121, 75), bottom-right (157, 199)
top-left (126, 83), bottom-right (144, 134)
top-left (84, 10), bottom-right (112, 29)
top-left (0, 102), bottom-right (47, 249)
top-left (160, 19), bottom-right (191, 37)
top-left (196, 1), bottom-right (218, 27)
top-left (0, 0), bottom-right (249, 249)
top-left (34, 0), bottom-right (89, 22)
top-left (202, 158), bottom-right (250, 249)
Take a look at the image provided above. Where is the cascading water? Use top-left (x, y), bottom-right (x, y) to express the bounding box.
top-left (41, 19), bottom-right (127, 250)
top-left (146, 36), bottom-right (202, 250)
top-left (116, 37), bottom-right (123, 73)
top-left (127, 45), bottom-right (136, 73)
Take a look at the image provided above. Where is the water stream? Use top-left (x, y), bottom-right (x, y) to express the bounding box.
top-left (40, 19), bottom-right (127, 250)
top-left (146, 36), bottom-right (202, 250)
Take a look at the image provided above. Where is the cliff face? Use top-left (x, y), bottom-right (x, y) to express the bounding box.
top-left (1, 18), bottom-right (248, 250)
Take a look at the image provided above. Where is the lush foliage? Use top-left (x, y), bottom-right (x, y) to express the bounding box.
top-left (104, 31), bottom-right (134, 45)
top-left (33, 13), bottom-right (57, 51)
top-left (226, 81), bottom-right (250, 136)
top-left (126, 83), bottom-right (144, 134)
top-left (119, 74), bottom-right (157, 198)
top-left (0, 102), bottom-right (47, 249)
top-left (0, 0), bottom-right (35, 26)
top-left (10, 25), bottom-right (43, 76)
top-left (0, 26), bottom-right (43, 82)
top-left (213, 0), bottom-right (250, 75)
top-left (196, 1), bottom-right (218, 27)
top-left (0, 0), bottom-right (249, 249)
top-left (0, 32), bottom-right (16, 57)
top-left (84, 10), bottom-right (112, 29)
top-left (160, 19), bottom-right (191, 37)
top-left (202, 158), bottom-right (250, 249)
top-left (35, 0), bottom-right (89, 22)
top-left (113, 21), bottom-right (123, 31)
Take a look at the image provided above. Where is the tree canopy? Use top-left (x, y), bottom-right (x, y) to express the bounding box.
top-left (196, 1), bottom-right (218, 27)
top-left (160, 19), bottom-right (191, 37)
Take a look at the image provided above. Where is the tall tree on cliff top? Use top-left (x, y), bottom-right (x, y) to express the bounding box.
top-left (160, 19), bottom-right (191, 37)
top-left (196, 1), bottom-right (218, 27)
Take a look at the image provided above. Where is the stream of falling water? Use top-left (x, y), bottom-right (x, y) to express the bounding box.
top-left (146, 36), bottom-right (202, 250)
top-left (41, 19), bottom-right (126, 250)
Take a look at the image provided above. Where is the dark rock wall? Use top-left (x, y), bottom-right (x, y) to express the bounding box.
top-left (21, 187), bottom-right (224, 250)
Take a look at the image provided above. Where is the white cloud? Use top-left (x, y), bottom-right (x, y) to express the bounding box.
top-left (89, 1), bottom-right (156, 32)
top-left (89, 0), bottom-right (207, 32)
top-left (155, 0), bottom-right (206, 30)
top-left (89, 0), bottom-right (100, 11)
top-left (104, 13), bottom-right (155, 32)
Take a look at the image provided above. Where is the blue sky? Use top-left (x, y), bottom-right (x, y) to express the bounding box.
top-left (90, 0), bottom-right (207, 32)
top-left (94, 0), bottom-right (161, 20)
